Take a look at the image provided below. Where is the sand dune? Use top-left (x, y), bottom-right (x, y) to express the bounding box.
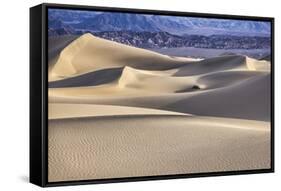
top-left (48, 33), bottom-right (271, 182)
top-left (166, 73), bottom-right (271, 121)
top-left (49, 67), bottom-right (123, 88)
top-left (48, 115), bottom-right (270, 182)
top-left (197, 70), bottom-right (266, 89)
top-left (49, 33), bottom-right (195, 81)
top-left (247, 57), bottom-right (271, 71)
top-left (49, 103), bottom-right (190, 119)
top-left (49, 69), bottom-right (270, 121)
top-left (48, 35), bottom-right (78, 73)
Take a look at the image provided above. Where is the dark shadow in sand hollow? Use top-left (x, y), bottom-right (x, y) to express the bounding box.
top-left (49, 67), bottom-right (123, 88)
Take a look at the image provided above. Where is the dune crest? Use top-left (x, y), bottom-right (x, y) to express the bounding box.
top-left (118, 66), bottom-right (162, 89)
top-left (246, 57), bottom-right (270, 71)
top-left (49, 33), bottom-right (195, 81)
top-left (49, 103), bottom-right (190, 119)
top-left (50, 34), bottom-right (90, 80)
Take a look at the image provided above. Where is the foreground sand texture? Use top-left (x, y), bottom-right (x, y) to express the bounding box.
top-left (48, 33), bottom-right (271, 182)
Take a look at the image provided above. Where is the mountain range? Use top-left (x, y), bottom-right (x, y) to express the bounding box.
top-left (92, 31), bottom-right (270, 49)
top-left (48, 9), bottom-right (271, 37)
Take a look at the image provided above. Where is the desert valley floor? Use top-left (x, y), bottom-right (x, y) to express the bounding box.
top-left (48, 33), bottom-right (271, 182)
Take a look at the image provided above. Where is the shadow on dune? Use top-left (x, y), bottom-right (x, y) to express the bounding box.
top-left (49, 67), bottom-right (123, 88)
top-left (166, 74), bottom-right (271, 121)
top-left (48, 35), bottom-right (78, 63)
top-left (175, 85), bottom-right (202, 93)
top-left (174, 55), bottom-right (246, 76)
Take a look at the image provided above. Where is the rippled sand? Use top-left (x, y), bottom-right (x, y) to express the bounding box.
top-left (48, 33), bottom-right (271, 182)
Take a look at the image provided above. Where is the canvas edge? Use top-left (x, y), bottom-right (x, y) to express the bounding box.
top-left (29, 2), bottom-right (275, 187)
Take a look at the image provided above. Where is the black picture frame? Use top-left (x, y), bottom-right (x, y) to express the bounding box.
top-left (30, 3), bottom-right (275, 187)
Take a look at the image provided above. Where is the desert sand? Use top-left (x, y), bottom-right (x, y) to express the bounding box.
top-left (48, 33), bottom-right (271, 182)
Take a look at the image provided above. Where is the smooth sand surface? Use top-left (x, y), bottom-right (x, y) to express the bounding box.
top-left (48, 33), bottom-right (271, 182)
top-left (49, 103), bottom-right (191, 119)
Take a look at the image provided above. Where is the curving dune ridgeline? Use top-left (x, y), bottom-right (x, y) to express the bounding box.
top-left (48, 33), bottom-right (271, 182)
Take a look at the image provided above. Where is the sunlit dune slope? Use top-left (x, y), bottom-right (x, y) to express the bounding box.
top-left (49, 33), bottom-right (196, 81)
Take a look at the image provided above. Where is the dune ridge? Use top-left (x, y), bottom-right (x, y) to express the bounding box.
top-left (49, 103), bottom-right (191, 119)
top-left (49, 33), bottom-right (196, 81)
top-left (48, 33), bottom-right (271, 182)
